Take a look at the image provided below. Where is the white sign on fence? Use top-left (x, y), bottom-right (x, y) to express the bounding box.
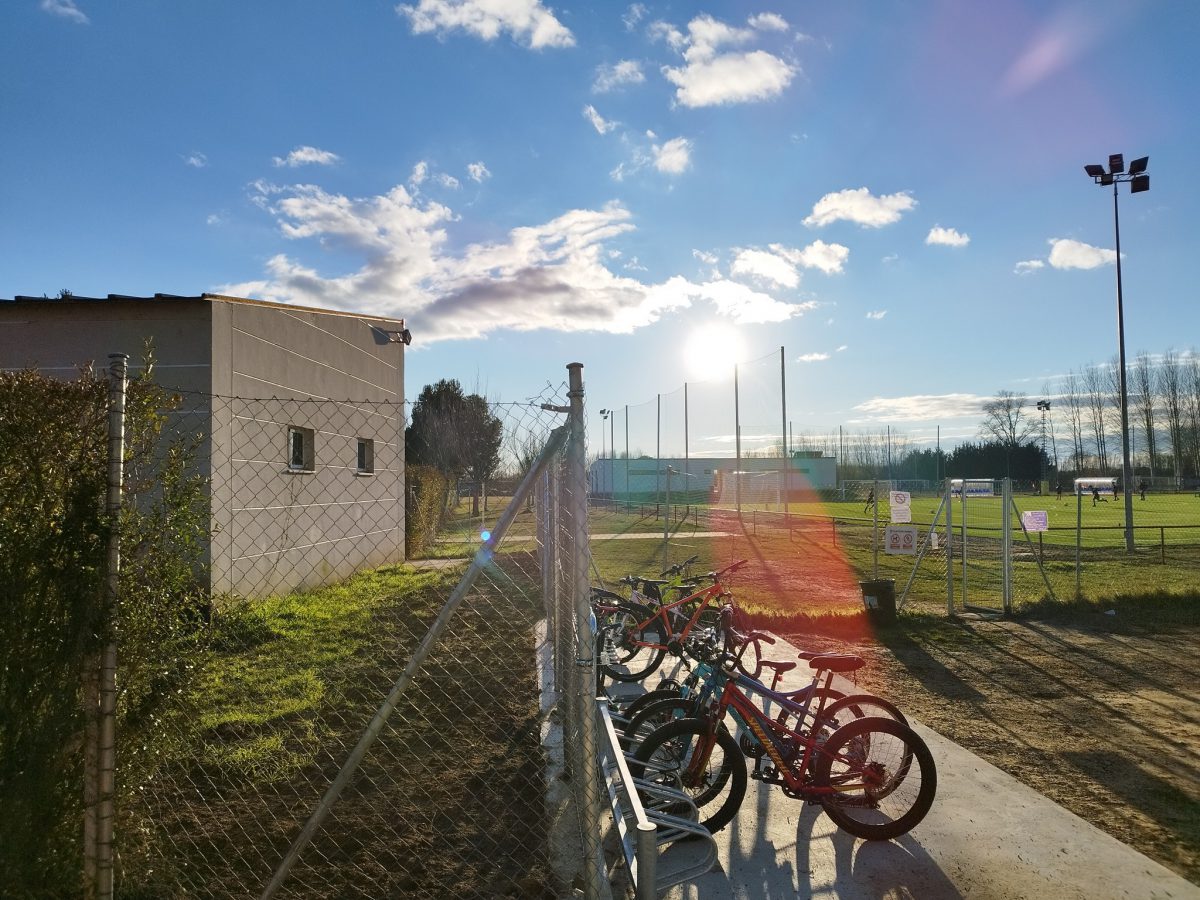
top-left (889, 490), bottom-right (912, 522)
top-left (884, 525), bottom-right (918, 555)
top-left (1022, 510), bottom-right (1049, 533)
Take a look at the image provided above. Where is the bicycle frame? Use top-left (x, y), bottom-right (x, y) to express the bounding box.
top-left (686, 666), bottom-right (863, 802)
top-left (624, 580), bottom-right (729, 654)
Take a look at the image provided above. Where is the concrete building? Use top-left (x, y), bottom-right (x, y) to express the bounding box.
top-left (1, 293), bottom-right (408, 597)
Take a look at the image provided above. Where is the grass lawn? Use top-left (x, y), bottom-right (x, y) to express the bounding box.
top-left (122, 556), bottom-right (553, 898)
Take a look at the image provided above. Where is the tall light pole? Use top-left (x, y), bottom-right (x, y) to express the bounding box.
top-left (598, 409), bottom-right (608, 459)
top-left (1037, 400), bottom-right (1051, 490)
top-left (599, 408), bottom-right (612, 499)
top-left (1085, 153), bottom-right (1149, 553)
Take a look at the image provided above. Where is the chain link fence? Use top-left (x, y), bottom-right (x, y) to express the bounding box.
top-left (2, 361), bottom-right (613, 899)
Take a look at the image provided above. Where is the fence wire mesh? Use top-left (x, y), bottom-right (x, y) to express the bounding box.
top-left (1, 361), bottom-right (613, 899)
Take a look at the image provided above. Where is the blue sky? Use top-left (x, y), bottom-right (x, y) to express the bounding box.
top-left (4, 0), bottom-right (1196, 457)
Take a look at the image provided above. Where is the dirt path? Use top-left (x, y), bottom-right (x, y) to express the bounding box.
top-left (789, 614), bottom-right (1200, 884)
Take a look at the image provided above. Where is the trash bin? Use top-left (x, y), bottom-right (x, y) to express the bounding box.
top-left (860, 579), bottom-right (896, 624)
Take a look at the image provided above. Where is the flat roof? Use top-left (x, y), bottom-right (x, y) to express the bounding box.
top-left (6, 292), bottom-right (405, 328)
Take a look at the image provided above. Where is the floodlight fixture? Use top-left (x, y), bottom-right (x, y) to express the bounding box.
top-left (1082, 150), bottom-right (1152, 553)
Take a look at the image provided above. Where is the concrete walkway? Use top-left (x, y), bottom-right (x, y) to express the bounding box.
top-left (627, 638), bottom-right (1199, 900)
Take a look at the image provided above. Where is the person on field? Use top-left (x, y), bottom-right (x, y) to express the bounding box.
top-left (1056, 481), bottom-right (1063, 501)
top-left (863, 489), bottom-right (875, 513)
top-left (1092, 485), bottom-right (1103, 506)
top-left (1139, 479), bottom-right (1148, 500)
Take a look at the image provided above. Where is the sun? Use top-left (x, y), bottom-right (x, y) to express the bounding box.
top-left (682, 323), bottom-right (745, 382)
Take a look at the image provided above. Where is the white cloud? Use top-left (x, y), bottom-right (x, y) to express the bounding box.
top-left (747, 12), bottom-right (788, 32)
top-left (730, 239), bottom-right (849, 288)
top-left (926, 225), bottom-right (970, 247)
top-left (797, 352), bottom-right (830, 362)
top-left (866, 310), bottom-right (887, 320)
top-left (771, 239), bottom-right (849, 274)
top-left (731, 248), bottom-right (799, 288)
top-left (397, 0), bottom-right (574, 49)
top-left (183, 152), bottom-right (208, 169)
top-left (836, 344), bottom-right (848, 352)
top-left (467, 161), bottom-right (491, 182)
top-left (1047, 238), bottom-right (1116, 270)
top-left (41, 0), bottom-right (88, 24)
top-left (664, 51), bottom-right (794, 107)
top-left (852, 393), bottom-right (989, 423)
top-left (660, 13), bottom-right (796, 108)
top-left (272, 146), bottom-right (341, 168)
top-left (623, 256), bottom-right (648, 272)
top-left (409, 161), bottom-right (429, 186)
top-left (206, 213), bottom-right (223, 226)
top-left (583, 104), bottom-right (618, 135)
top-left (435, 173), bottom-right (461, 189)
top-left (648, 20), bottom-right (686, 50)
top-left (593, 59), bottom-right (645, 93)
top-left (882, 253), bottom-right (899, 264)
top-left (652, 137), bottom-right (692, 174)
top-left (222, 181), bottom-right (817, 342)
top-left (1014, 259), bottom-right (1045, 275)
top-left (623, 3), bottom-right (647, 30)
top-left (804, 187), bottom-right (916, 228)
top-left (692, 249), bottom-right (718, 265)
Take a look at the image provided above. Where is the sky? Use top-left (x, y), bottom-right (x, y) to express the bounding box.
top-left (3, 0), bottom-right (1197, 459)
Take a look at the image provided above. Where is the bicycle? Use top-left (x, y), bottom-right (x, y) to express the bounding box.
top-left (597, 559), bottom-right (750, 683)
top-left (623, 617), bottom-right (908, 762)
top-left (629, 646), bottom-right (936, 840)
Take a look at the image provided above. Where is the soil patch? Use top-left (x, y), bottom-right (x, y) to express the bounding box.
top-left (787, 612), bottom-right (1200, 884)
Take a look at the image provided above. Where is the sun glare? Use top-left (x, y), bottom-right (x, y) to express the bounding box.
top-left (682, 324), bottom-right (745, 382)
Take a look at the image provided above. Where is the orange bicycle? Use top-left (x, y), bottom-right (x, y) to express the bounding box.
top-left (598, 559), bottom-right (749, 682)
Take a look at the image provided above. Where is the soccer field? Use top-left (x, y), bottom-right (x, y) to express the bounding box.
top-left (760, 493), bottom-right (1200, 549)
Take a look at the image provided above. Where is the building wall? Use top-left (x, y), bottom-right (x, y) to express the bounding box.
top-left (209, 298), bottom-right (406, 597)
top-left (589, 455), bottom-right (837, 499)
top-left (0, 296), bottom-right (406, 599)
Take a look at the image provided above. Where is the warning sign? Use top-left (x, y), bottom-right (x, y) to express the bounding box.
top-left (884, 525), bottom-right (918, 555)
top-left (1022, 510), bottom-right (1049, 533)
top-left (889, 490), bottom-right (912, 523)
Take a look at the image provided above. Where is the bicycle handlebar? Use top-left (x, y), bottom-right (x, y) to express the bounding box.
top-left (659, 553), bottom-right (700, 578)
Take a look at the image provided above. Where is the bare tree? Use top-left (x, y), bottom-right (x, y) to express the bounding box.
top-left (1081, 363), bottom-right (1110, 471)
top-left (1186, 353), bottom-right (1200, 478)
top-left (1061, 370), bottom-right (1087, 471)
top-left (979, 390), bottom-right (1037, 447)
top-left (1132, 353), bottom-right (1158, 476)
top-left (1159, 349), bottom-right (1185, 482)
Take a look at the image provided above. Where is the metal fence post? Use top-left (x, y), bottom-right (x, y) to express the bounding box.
top-left (1076, 486), bottom-right (1083, 598)
top-left (945, 478), bottom-right (954, 615)
top-left (564, 363), bottom-right (605, 899)
top-left (1002, 477), bottom-right (1013, 614)
top-left (92, 354), bottom-right (127, 900)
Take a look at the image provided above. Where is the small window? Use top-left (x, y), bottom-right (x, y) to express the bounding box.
top-left (287, 426), bottom-right (315, 472)
top-left (357, 438), bottom-right (374, 474)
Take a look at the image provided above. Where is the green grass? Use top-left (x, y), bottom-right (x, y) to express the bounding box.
top-left (189, 565), bottom-right (453, 780)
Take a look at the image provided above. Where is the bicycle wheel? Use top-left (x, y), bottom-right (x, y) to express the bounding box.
top-left (598, 602), bottom-right (665, 682)
top-left (616, 685), bottom-right (681, 729)
top-left (812, 716), bottom-right (936, 841)
top-left (624, 696), bottom-right (702, 745)
top-left (734, 637), bottom-right (763, 681)
top-left (819, 694), bottom-right (909, 730)
top-left (630, 719), bottom-right (747, 834)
